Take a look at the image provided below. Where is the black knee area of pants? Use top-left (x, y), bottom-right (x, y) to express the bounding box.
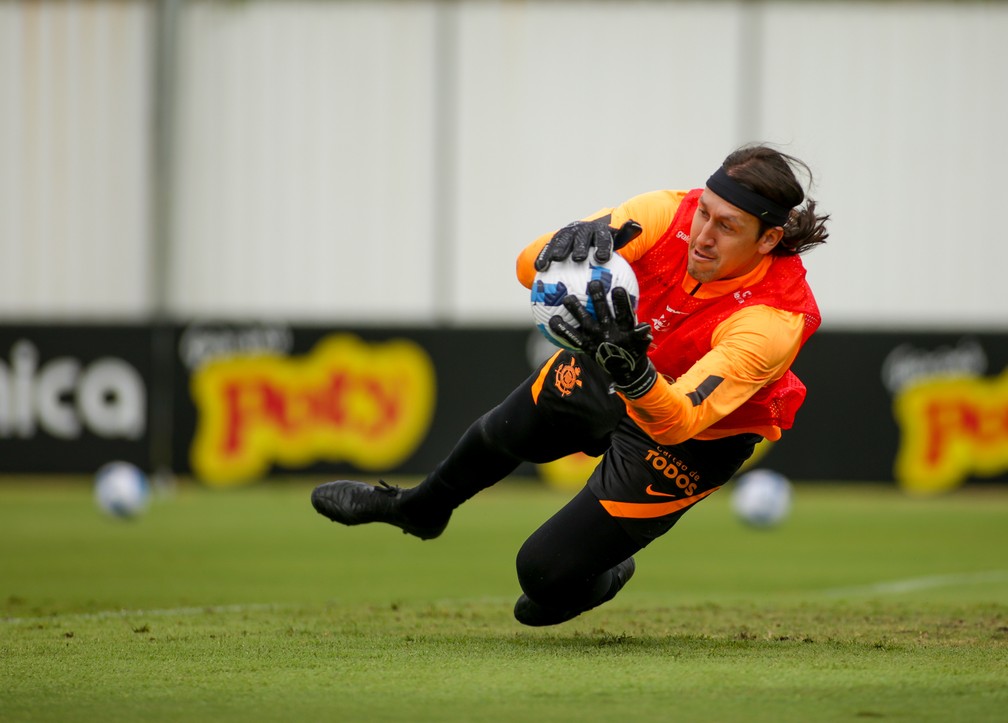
top-left (515, 486), bottom-right (640, 609)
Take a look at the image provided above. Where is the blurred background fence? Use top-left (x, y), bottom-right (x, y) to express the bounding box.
top-left (1, 1), bottom-right (1006, 492)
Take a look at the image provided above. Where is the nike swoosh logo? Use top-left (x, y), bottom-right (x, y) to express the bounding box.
top-left (645, 484), bottom-right (678, 498)
top-left (600, 486), bottom-right (721, 519)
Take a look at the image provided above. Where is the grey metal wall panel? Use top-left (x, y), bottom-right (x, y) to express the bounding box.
top-left (0, 2), bottom-right (153, 318)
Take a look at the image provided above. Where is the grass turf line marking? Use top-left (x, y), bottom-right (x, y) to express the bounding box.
top-left (821, 570), bottom-right (1008, 598)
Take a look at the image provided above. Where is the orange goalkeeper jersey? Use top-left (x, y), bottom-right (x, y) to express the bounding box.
top-left (516, 189), bottom-right (821, 445)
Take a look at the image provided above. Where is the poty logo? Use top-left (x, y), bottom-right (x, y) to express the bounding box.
top-left (893, 368), bottom-right (1008, 495)
top-left (189, 334), bottom-right (436, 486)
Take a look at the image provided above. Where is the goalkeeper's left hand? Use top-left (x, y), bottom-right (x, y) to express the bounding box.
top-left (534, 218), bottom-right (642, 272)
top-left (548, 280), bottom-right (658, 399)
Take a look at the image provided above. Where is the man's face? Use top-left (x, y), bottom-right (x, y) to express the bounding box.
top-left (687, 189), bottom-right (781, 283)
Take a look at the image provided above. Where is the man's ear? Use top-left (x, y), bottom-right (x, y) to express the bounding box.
top-left (757, 226), bottom-right (784, 254)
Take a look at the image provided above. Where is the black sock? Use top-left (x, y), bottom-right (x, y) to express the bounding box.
top-left (400, 416), bottom-right (522, 518)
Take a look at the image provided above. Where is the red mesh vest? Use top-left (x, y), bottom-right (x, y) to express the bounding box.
top-left (630, 189), bottom-right (821, 432)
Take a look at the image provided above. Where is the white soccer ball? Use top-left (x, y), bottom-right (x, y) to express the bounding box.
top-left (731, 468), bottom-right (793, 528)
top-left (530, 253), bottom-right (640, 350)
top-left (94, 461), bottom-right (150, 519)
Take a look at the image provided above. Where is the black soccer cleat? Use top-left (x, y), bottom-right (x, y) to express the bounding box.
top-left (513, 556), bottom-right (636, 627)
top-left (311, 479), bottom-right (449, 541)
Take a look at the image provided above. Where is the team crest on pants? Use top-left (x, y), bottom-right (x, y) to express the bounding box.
top-left (554, 357), bottom-right (583, 397)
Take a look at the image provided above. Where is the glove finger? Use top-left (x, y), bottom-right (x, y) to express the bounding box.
top-left (548, 315), bottom-right (586, 350)
top-left (611, 286), bottom-right (637, 328)
top-left (561, 293), bottom-right (599, 332)
top-left (592, 226), bottom-right (613, 264)
top-left (570, 224), bottom-right (594, 263)
top-left (534, 229), bottom-right (574, 272)
top-left (632, 322), bottom-right (654, 355)
top-left (587, 279), bottom-right (613, 326)
top-left (611, 220), bottom-right (643, 250)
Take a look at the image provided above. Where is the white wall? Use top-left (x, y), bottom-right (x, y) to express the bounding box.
top-left (2, 1), bottom-right (1006, 329)
top-left (756, 3), bottom-right (1008, 329)
top-left (449, 1), bottom-right (746, 323)
top-left (0, 2), bottom-right (152, 319)
top-left (170, 1), bottom-right (442, 322)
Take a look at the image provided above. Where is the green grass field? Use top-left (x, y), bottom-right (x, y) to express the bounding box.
top-left (2, 478), bottom-right (1006, 722)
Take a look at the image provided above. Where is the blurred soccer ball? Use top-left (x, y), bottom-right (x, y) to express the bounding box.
top-left (731, 468), bottom-right (792, 528)
top-left (94, 461), bottom-right (150, 519)
top-left (530, 253), bottom-right (639, 350)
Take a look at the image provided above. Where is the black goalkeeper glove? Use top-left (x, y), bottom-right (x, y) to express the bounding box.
top-left (534, 216), bottom-right (642, 272)
top-left (548, 280), bottom-right (658, 399)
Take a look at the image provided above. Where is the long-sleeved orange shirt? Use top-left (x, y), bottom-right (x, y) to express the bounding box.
top-left (516, 190), bottom-right (819, 445)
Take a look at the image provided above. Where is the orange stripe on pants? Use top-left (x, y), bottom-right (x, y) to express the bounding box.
top-left (599, 486), bottom-right (720, 519)
top-left (530, 350), bottom-right (563, 404)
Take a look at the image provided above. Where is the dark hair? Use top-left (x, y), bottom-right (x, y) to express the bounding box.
top-left (722, 144), bottom-right (829, 255)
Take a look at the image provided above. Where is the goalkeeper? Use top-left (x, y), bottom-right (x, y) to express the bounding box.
top-left (312, 144), bottom-right (830, 626)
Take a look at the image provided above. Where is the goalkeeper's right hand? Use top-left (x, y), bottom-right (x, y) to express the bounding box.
top-left (548, 281), bottom-right (657, 400)
top-left (534, 217), bottom-right (642, 272)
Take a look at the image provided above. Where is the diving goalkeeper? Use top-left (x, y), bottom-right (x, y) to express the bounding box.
top-left (312, 144), bottom-right (830, 626)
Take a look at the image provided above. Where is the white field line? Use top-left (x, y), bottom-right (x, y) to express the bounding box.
top-left (820, 569), bottom-right (1008, 598)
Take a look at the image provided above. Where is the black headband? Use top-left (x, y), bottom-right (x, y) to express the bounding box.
top-left (705, 166), bottom-right (792, 227)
